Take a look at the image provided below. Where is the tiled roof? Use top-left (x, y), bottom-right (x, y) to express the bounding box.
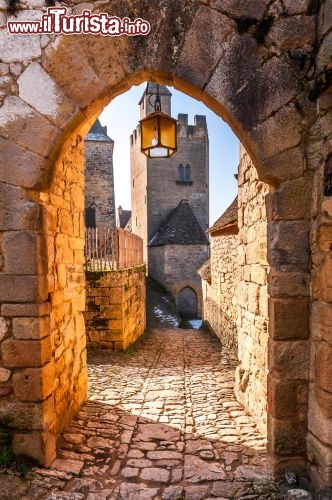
top-left (86, 119), bottom-right (113, 142)
top-left (118, 207), bottom-right (132, 229)
top-left (148, 200), bottom-right (209, 247)
top-left (197, 258), bottom-right (211, 283)
top-left (208, 197), bottom-right (238, 234)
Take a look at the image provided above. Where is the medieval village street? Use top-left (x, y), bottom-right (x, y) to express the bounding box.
top-left (0, 323), bottom-right (286, 500)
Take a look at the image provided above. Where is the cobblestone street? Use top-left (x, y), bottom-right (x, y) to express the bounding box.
top-left (0, 326), bottom-right (281, 500)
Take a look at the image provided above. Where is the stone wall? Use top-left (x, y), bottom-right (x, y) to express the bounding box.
top-left (148, 243), bottom-right (208, 317)
top-left (203, 228), bottom-right (239, 351)
top-left (0, 131), bottom-right (88, 465)
top-left (307, 0), bottom-right (332, 486)
top-left (84, 265), bottom-right (146, 351)
top-left (0, 0), bottom-right (330, 486)
top-left (235, 145), bottom-right (270, 435)
top-left (202, 145), bottom-right (269, 434)
top-left (130, 129), bottom-right (148, 262)
top-left (85, 139), bottom-right (116, 227)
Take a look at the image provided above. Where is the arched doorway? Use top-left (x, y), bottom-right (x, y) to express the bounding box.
top-left (177, 287), bottom-right (198, 318)
top-left (0, 0), bottom-right (329, 486)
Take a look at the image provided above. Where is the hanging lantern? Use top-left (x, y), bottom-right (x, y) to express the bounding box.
top-left (139, 84), bottom-right (177, 158)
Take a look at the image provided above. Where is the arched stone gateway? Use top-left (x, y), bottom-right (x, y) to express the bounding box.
top-left (177, 287), bottom-right (198, 318)
top-left (0, 0), bottom-right (331, 487)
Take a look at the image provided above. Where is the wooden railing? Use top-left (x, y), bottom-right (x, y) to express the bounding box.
top-left (85, 227), bottom-right (144, 271)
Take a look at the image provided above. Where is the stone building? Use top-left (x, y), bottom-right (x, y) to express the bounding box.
top-left (130, 83), bottom-right (209, 313)
top-left (117, 205), bottom-right (132, 231)
top-left (200, 145), bottom-right (269, 433)
top-left (0, 0), bottom-right (331, 487)
top-left (200, 197), bottom-right (239, 349)
top-left (84, 119), bottom-right (116, 228)
top-left (149, 199), bottom-right (209, 317)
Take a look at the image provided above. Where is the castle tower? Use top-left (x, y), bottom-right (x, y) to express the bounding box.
top-left (130, 83), bottom-right (209, 260)
top-left (84, 119), bottom-right (116, 228)
top-left (130, 83), bottom-right (209, 315)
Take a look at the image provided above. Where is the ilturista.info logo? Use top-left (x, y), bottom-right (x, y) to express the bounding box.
top-left (7, 7), bottom-right (151, 36)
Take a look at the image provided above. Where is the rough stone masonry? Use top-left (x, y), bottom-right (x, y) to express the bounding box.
top-left (0, 0), bottom-right (330, 489)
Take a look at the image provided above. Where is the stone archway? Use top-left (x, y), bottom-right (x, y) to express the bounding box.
top-left (177, 287), bottom-right (198, 318)
top-left (0, 0), bottom-right (331, 487)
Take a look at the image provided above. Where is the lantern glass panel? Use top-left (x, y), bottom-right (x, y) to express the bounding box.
top-left (160, 115), bottom-right (176, 150)
top-left (141, 115), bottom-right (159, 151)
top-left (149, 146), bottom-right (169, 157)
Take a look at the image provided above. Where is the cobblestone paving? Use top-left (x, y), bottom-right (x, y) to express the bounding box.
top-left (0, 328), bottom-right (282, 499)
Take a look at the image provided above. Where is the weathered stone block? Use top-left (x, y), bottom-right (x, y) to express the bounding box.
top-left (0, 397), bottom-right (55, 430)
top-left (246, 241), bottom-right (260, 265)
top-left (13, 316), bottom-right (50, 340)
top-left (322, 198), bottom-right (332, 218)
top-left (318, 257), bottom-right (332, 302)
top-left (250, 264), bottom-right (267, 285)
top-left (307, 432), bottom-right (332, 487)
top-left (0, 367), bottom-right (11, 382)
top-left (268, 375), bottom-right (305, 419)
top-left (229, 56), bottom-right (301, 129)
top-left (268, 339), bottom-right (309, 379)
top-left (18, 62), bottom-right (78, 128)
top-left (0, 96), bottom-right (60, 158)
top-left (283, 0), bottom-right (312, 15)
top-left (308, 386), bottom-right (332, 445)
top-left (176, 6), bottom-right (236, 89)
top-left (0, 183), bottom-right (40, 231)
top-left (210, 0), bottom-right (266, 18)
top-left (267, 220), bottom-right (310, 270)
top-left (1, 302), bottom-right (50, 317)
top-left (268, 415), bottom-right (306, 456)
top-left (268, 271), bottom-right (310, 297)
top-left (42, 37), bottom-right (105, 107)
top-left (1, 337), bottom-right (52, 368)
top-left (12, 431), bottom-right (56, 466)
top-left (318, 223), bottom-right (332, 252)
top-left (0, 316), bottom-right (8, 341)
top-left (12, 362), bottom-right (55, 401)
top-left (311, 301), bottom-right (332, 344)
top-left (269, 297), bottom-right (309, 340)
top-left (268, 16), bottom-right (315, 49)
top-left (269, 177), bottom-right (311, 220)
top-left (204, 33), bottom-right (263, 110)
top-left (261, 147), bottom-right (305, 185)
top-left (0, 137), bottom-right (45, 189)
top-left (0, 32), bottom-right (41, 63)
top-left (315, 343), bottom-right (332, 394)
top-left (0, 275), bottom-right (48, 303)
top-left (2, 231), bottom-right (46, 275)
top-left (249, 105), bottom-right (302, 161)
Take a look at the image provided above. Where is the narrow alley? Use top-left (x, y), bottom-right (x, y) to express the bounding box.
top-left (0, 321), bottom-right (282, 499)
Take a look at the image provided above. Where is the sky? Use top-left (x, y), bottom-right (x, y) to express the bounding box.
top-left (99, 82), bottom-right (239, 225)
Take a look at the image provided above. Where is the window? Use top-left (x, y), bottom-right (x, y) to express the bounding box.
top-left (176, 163), bottom-right (193, 185)
top-left (178, 164), bottom-right (184, 181)
top-left (185, 163), bottom-right (191, 181)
